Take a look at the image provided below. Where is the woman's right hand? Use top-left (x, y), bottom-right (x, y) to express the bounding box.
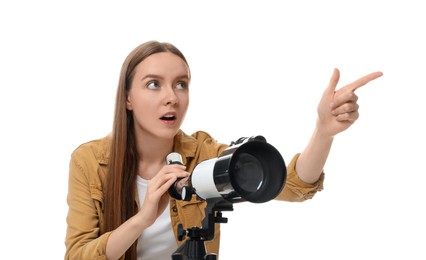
top-left (137, 164), bottom-right (190, 228)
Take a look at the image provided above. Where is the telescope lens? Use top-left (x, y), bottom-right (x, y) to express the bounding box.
top-left (232, 153), bottom-right (263, 193)
top-left (228, 140), bottom-right (286, 203)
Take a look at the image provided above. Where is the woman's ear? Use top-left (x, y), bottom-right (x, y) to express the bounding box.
top-left (126, 96), bottom-right (133, 110)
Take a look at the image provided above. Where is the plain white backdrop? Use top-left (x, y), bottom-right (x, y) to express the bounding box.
top-left (1, 0), bottom-right (425, 259)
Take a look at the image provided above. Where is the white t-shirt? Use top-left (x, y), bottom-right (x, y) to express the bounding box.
top-left (136, 176), bottom-right (178, 260)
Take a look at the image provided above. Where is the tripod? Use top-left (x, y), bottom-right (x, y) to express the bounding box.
top-left (171, 198), bottom-right (234, 260)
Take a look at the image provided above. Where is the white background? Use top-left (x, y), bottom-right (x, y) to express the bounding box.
top-left (1, 1), bottom-right (425, 259)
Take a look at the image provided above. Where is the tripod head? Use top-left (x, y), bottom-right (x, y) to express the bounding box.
top-left (171, 198), bottom-right (234, 260)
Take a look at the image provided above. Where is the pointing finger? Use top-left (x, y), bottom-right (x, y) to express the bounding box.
top-left (340, 71), bottom-right (383, 93)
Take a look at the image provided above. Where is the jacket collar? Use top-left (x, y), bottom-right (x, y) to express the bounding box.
top-left (173, 129), bottom-right (198, 165)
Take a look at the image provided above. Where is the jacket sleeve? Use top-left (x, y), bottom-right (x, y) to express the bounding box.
top-left (64, 148), bottom-right (111, 260)
top-left (275, 153), bottom-right (324, 202)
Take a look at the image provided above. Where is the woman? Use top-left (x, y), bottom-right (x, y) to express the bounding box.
top-left (65, 40), bottom-right (383, 259)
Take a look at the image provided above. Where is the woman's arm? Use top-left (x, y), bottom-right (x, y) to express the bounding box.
top-left (296, 68), bottom-right (383, 184)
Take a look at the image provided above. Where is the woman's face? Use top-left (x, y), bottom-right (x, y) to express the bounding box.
top-left (126, 52), bottom-right (190, 140)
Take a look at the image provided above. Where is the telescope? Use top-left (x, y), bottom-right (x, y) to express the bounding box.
top-left (168, 135), bottom-right (287, 260)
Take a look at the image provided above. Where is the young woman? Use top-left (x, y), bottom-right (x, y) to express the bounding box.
top-left (65, 40), bottom-right (383, 260)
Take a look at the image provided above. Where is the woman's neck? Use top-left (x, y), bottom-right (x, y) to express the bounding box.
top-left (135, 134), bottom-right (175, 180)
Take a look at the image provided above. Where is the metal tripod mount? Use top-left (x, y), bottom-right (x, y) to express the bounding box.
top-left (171, 198), bottom-right (234, 260)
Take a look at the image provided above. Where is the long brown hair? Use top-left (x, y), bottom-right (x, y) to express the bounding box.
top-left (103, 40), bottom-right (190, 259)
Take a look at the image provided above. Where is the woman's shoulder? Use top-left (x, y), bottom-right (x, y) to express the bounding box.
top-left (177, 130), bottom-right (222, 147)
top-left (177, 130), bottom-right (229, 158)
top-left (178, 129), bottom-right (214, 141)
top-left (71, 134), bottom-right (111, 164)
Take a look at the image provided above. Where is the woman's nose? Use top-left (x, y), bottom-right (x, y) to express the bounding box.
top-left (164, 87), bottom-right (178, 105)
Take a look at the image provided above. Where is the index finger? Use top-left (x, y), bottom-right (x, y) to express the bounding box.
top-left (341, 71), bottom-right (383, 93)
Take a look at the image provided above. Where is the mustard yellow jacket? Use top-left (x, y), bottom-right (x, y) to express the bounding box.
top-left (65, 130), bottom-right (324, 259)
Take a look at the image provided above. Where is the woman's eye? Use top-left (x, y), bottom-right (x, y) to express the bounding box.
top-left (176, 82), bottom-right (187, 90)
top-left (147, 81), bottom-right (159, 89)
